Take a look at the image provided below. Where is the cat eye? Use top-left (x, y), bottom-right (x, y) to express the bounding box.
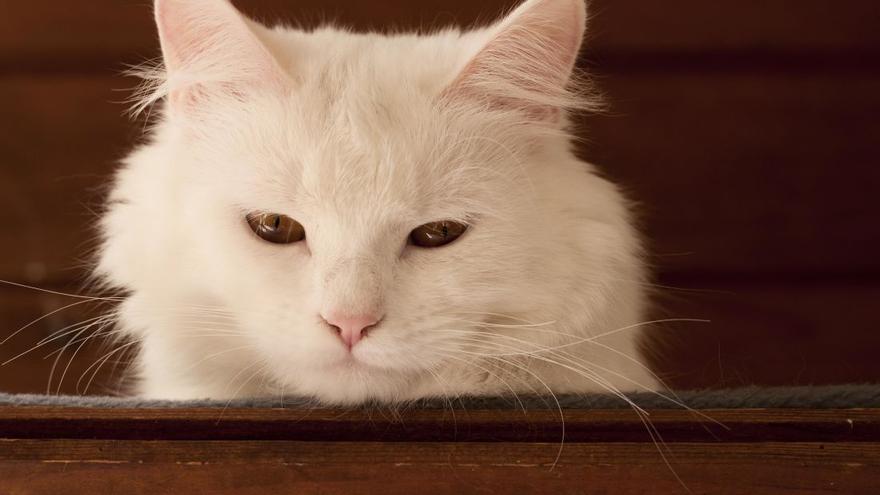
top-left (410, 220), bottom-right (468, 248)
top-left (246, 213), bottom-right (306, 244)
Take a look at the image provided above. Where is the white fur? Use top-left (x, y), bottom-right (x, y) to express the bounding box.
top-left (97, 0), bottom-right (658, 403)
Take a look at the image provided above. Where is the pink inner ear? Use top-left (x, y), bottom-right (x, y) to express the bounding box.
top-left (154, 0), bottom-right (286, 109)
top-left (156, 8), bottom-right (222, 73)
top-left (444, 0), bottom-right (586, 120)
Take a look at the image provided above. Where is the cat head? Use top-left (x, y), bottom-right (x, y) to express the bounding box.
top-left (99, 0), bottom-right (640, 402)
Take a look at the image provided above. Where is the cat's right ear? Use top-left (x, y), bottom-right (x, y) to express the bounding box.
top-left (442, 0), bottom-right (588, 124)
top-left (154, 0), bottom-right (287, 113)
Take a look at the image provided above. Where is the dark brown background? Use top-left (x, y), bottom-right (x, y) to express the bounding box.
top-left (1, 0), bottom-right (878, 395)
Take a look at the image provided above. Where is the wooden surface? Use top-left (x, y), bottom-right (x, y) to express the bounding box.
top-left (2, 0), bottom-right (880, 393)
top-left (0, 407), bottom-right (878, 494)
top-left (3, 441), bottom-right (876, 494)
top-left (1, 407), bottom-right (879, 442)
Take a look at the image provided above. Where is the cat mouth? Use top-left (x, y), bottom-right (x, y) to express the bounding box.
top-left (324, 351), bottom-right (375, 371)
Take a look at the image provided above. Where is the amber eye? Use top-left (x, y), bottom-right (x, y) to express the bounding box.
top-left (409, 220), bottom-right (468, 248)
top-left (246, 213), bottom-right (306, 244)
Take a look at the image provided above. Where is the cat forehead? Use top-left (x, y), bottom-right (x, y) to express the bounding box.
top-left (261, 126), bottom-right (489, 217)
top-left (261, 27), bottom-right (488, 95)
top-left (212, 101), bottom-right (487, 214)
top-left (218, 106), bottom-right (510, 227)
top-left (196, 27), bottom-right (524, 216)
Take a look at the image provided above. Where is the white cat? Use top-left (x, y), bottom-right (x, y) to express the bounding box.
top-left (96, 0), bottom-right (659, 403)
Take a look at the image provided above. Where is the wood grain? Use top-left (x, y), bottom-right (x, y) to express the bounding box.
top-left (0, 440), bottom-right (877, 494)
top-left (1, 408), bottom-right (878, 493)
top-left (0, 407), bottom-right (878, 443)
top-left (0, 75), bottom-right (130, 283)
top-left (579, 71), bottom-right (880, 275)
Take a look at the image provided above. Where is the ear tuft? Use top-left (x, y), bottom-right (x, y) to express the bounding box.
top-left (152, 0), bottom-right (286, 113)
top-left (444, 0), bottom-right (591, 122)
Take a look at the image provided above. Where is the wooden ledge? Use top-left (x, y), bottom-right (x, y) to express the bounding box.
top-left (1, 408), bottom-right (879, 493)
top-left (0, 407), bottom-right (878, 443)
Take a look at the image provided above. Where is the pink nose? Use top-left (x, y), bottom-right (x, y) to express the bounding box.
top-left (322, 312), bottom-right (382, 349)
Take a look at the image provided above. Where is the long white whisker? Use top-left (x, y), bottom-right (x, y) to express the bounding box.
top-left (77, 339), bottom-right (142, 394)
top-left (0, 279), bottom-right (121, 302)
top-left (1, 299), bottom-right (110, 346)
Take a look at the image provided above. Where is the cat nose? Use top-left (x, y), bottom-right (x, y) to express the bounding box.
top-left (321, 311), bottom-right (382, 349)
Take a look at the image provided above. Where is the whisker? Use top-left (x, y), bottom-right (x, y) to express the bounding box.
top-left (76, 339), bottom-right (142, 395)
top-left (0, 279), bottom-right (122, 302)
top-left (433, 346), bottom-right (566, 469)
top-left (441, 329), bottom-right (716, 422)
top-left (47, 320), bottom-right (101, 395)
top-left (218, 361), bottom-right (269, 422)
top-left (1, 315), bottom-right (112, 367)
top-left (0, 299), bottom-right (111, 346)
top-left (184, 345), bottom-right (258, 372)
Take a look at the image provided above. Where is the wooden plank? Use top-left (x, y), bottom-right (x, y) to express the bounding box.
top-left (578, 71), bottom-right (880, 275)
top-left (0, 75), bottom-right (130, 284)
top-left (643, 283), bottom-right (880, 389)
top-left (2, 0), bottom-right (879, 70)
top-left (586, 1), bottom-right (880, 68)
top-left (0, 407), bottom-right (878, 443)
top-left (0, 440), bottom-right (877, 494)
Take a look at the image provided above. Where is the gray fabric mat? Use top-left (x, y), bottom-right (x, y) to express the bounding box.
top-left (1, 384), bottom-right (878, 409)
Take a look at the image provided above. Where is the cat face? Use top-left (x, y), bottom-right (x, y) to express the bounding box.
top-left (151, 73), bottom-right (561, 401)
top-left (98, 0), bottom-right (647, 402)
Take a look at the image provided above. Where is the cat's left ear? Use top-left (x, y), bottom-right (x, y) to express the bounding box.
top-left (443, 0), bottom-right (586, 123)
top-left (154, 0), bottom-right (287, 112)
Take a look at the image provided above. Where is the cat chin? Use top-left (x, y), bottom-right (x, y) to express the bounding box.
top-left (263, 365), bottom-right (425, 405)
top-left (132, 322), bottom-right (662, 403)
